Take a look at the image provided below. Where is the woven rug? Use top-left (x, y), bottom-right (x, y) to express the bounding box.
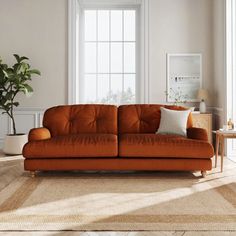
top-left (0, 168), bottom-right (236, 231)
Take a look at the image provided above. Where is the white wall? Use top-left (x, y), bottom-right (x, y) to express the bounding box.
top-left (212, 0), bottom-right (225, 128)
top-left (148, 0), bottom-right (214, 106)
top-left (0, 0), bottom-right (68, 109)
top-left (213, 0), bottom-right (225, 110)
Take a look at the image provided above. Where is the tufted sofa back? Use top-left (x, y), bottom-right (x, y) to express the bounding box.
top-left (43, 105), bottom-right (117, 136)
top-left (118, 104), bottom-right (193, 134)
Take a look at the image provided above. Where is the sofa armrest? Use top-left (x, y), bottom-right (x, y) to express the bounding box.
top-left (187, 127), bottom-right (208, 141)
top-left (28, 127), bottom-right (51, 141)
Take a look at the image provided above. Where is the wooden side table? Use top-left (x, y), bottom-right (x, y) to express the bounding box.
top-left (215, 130), bottom-right (236, 172)
top-left (192, 113), bottom-right (212, 143)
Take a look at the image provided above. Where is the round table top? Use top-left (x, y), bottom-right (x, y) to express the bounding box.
top-left (213, 129), bottom-right (236, 137)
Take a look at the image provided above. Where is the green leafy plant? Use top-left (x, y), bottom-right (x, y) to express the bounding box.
top-left (0, 54), bottom-right (41, 135)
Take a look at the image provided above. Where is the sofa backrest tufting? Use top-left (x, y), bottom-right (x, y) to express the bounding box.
top-left (43, 105), bottom-right (117, 136)
top-left (118, 104), bottom-right (193, 134)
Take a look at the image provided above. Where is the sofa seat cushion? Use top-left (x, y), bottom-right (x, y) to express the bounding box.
top-left (23, 134), bottom-right (118, 158)
top-left (119, 134), bottom-right (214, 158)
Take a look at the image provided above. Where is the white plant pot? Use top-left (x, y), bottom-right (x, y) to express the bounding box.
top-left (3, 134), bottom-right (28, 155)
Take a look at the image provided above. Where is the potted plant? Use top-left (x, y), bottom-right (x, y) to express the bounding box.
top-left (0, 54), bottom-right (40, 154)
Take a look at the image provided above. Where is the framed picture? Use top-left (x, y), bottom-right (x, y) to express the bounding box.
top-left (166, 53), bottom-right (202, 102)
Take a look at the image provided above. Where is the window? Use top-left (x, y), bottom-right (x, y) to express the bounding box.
top-left (80, 8), bottom-right (138, 104)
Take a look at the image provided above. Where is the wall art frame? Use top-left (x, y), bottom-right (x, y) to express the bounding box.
top-left (166, 53), bottom-right (202, 103)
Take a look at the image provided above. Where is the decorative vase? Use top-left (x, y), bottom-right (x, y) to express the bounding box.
top-left (199, 100), bottom-right (206, 113)
top-left (3, 134), bottom-right (28, 155)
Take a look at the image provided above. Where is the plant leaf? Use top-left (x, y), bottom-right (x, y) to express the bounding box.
top-left (28, 69), bottom-right (41, 75)
top-left (23, 84), bottom-right (33, 93)
top-left (13, 102), bottom-right (19, 107)
top-left (14, 54), bottom-right (29, 63)
top-left (2, 70), bottom-right (9, 77)
top-left (13, 54), bottom-right (20, 63)
top-left (20, 56), bottom-right (29, 61)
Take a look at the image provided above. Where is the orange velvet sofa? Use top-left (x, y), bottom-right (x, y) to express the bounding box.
top-left (23, 104), bottom-right (214, 177)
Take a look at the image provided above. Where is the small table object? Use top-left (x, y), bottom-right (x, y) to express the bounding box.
top-left (215, 129), bottom-right (236, 172)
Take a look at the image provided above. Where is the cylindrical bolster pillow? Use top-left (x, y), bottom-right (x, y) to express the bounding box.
top-left (28, 127), bottom-right (51, 141)
top-left (187, 127), bottom-right (208, 141)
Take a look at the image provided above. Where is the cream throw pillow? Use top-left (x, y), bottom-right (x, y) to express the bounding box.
top-left (156, 107), bottom-right (191, 136)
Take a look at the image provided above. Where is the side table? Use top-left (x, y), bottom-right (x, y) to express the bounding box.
top-left (215, 130), bottom-right (236, 172)
top-left (192, 113), bottom-right (212, 143)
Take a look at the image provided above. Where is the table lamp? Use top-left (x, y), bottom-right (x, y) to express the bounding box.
top-left (197, 89), bottom-right (208, 113)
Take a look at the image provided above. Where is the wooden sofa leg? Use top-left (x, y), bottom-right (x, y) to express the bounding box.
top-left (201, 171), bottom-right (207, 178)
top-left (30, 171), bottom-right (36, 178)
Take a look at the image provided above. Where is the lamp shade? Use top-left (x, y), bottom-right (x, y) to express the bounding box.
top-left (197, 89), bottom-right (208, 101)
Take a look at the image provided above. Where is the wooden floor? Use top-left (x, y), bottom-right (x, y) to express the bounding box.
top-left (0, 150), bottom-right (236, 236)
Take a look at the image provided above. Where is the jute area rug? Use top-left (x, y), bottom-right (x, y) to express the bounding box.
top-left (0, 168), bottom-right (236, 231)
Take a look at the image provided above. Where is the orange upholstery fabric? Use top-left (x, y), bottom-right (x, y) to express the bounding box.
top-left (187, 127), bottom-right (208, 141)
top-left (24, 158), bottom-right (212, 171)
top-left (118, 105), bottom-right (193, 134)
top-left (23, 134), bottom-right (118, 158)
top-left (43, 104), bottom-right (117, 137)
top-left (28, 128), bottom-right (51, 141)
top-left (23, 104), bottom-right (213, 173)
top-left (119, 134), bottom-right (214, 158)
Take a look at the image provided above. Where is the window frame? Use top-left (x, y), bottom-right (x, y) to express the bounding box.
top-left (68, 0), bottom-right (149, 104)
top-left (79, 6), bottom-right (140, 104)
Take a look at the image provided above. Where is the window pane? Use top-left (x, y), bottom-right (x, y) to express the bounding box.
top-left (111, 74), bottom-right (122, 99)
top-left (82, 8), bottom-right (137, 105)
top-left (84, 74), bottom-right (96, 102)
top-left (98, 43), bottom-right (109, 73)
top-left (124, 10), bottom-right (135, 41)
top-left (111, 43), bottom-right (122, 73)
top-left (98, 10), bottom-right (109, 41)
top-left (98, 74), bottom-right (110, 102)
top-left (85, 43), bottom-right (96, 73)
top-left (85, 10), bottom-right (96, 41)
top-left (124, 43), bottom-right (135, 73)
top-left (111, 10), bottom-right (122, 41)
top-left (124, 74), bottom-right (135, 94)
